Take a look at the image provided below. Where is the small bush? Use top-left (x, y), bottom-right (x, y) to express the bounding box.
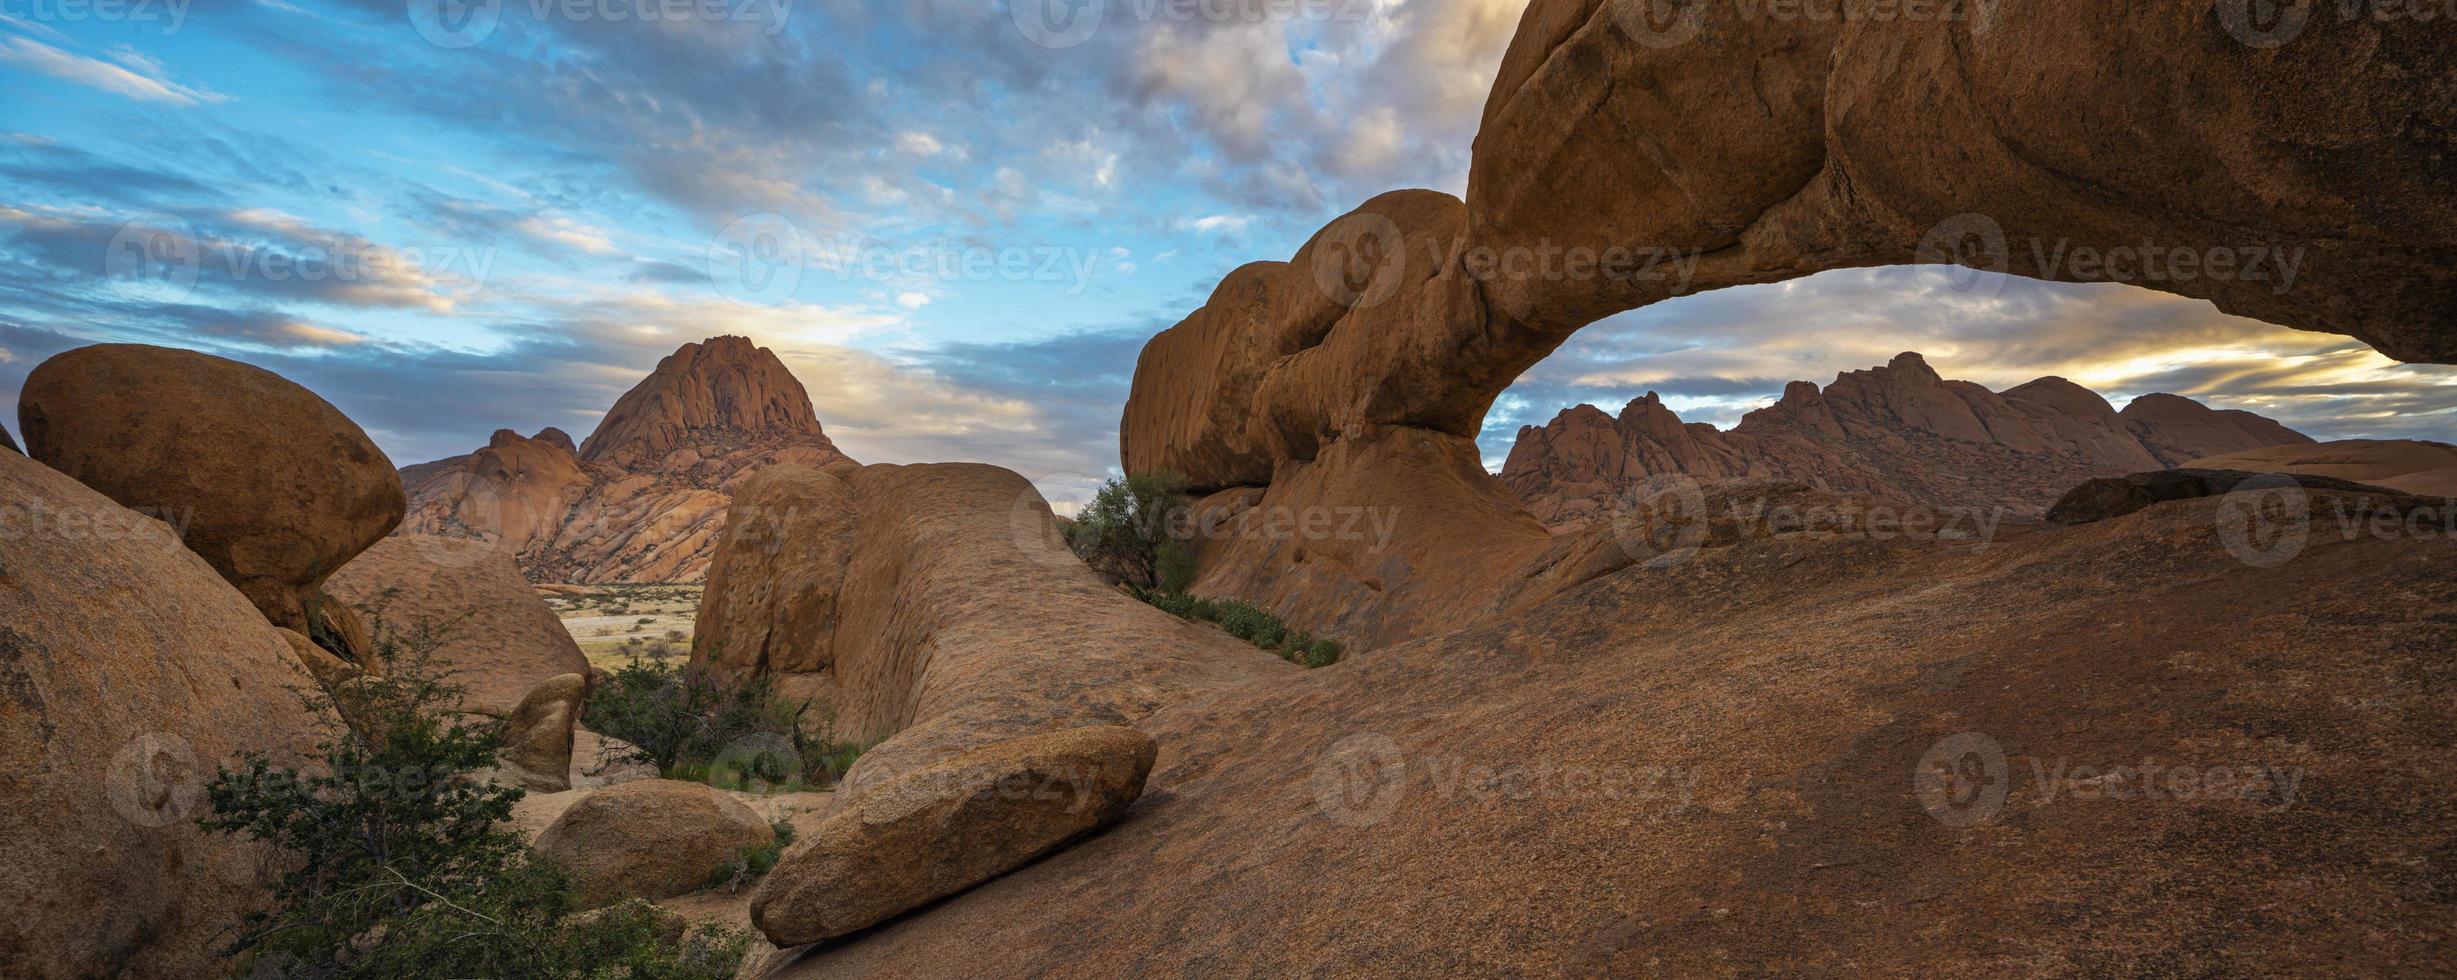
top-left (1130, 587), bottom-right (1348, 668)
top-left (588, 656), bottom-right (867, 790)
top-left (202, 613), bottom-right (749, 978)
top-left (707, 818), bottom-right (797, 894)
top-left (1068, 471), bottom-right (1195, 591)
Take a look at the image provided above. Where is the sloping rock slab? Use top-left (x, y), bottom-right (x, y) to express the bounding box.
top-left (751, 725), bottom-right (1155, 947)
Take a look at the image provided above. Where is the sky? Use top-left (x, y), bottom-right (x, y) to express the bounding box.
top-left (1, 0), bottom-right (2450, 503)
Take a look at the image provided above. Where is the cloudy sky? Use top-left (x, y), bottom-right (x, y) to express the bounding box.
top-left (2, 0), bottom-right (2449, 495)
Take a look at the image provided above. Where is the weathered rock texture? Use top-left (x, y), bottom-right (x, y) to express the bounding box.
top-left (692, 463), bottom-right (1292, 785)
top-left (400, 336), bottom-right (852, 583)
top-left (1120, 0), bottom-right (2453, 644)
top-left (765, 490), bottom-right (2457, 978)
top-left (2045, 467), bottom-right (2426, 526)
top-left (0, 450), bottom-right (334, 978)
top-left (497, 673), bottom-right (586, 793)
top-left (16, 344), bottom-right (406, 636)
top-left (324, 534), bottom-right (590, 716)
top-left (2189, 439), bottom-right (2457, 499)
top-left (1500, 353), bottom-right (2312, 527)
top-left (533, 779), bottom-right (774, 908)
top-left (751, 725), bottom-right (1156, 946)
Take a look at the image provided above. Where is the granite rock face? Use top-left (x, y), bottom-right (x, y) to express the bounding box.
top-left (0, 450), bottom-right (334, 978)
top-left (16, 344), bottom-right (407, 637)
top-left (324, 534), bottom-right (591, 716)
top-left (400, 336), bottom-right (853, 584)
top-left (1498, 353), bottom-right (2314, 528)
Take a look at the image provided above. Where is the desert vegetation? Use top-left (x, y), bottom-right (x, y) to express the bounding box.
top-left (200, 617), bottom-right (749, 977)
top-left (584, 655), bottom-right (867, 791)
top-left (1070, 473), bottom-right (1343, 667)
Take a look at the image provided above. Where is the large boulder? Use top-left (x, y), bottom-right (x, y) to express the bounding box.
top-left (0, 424), bottom-right (17, 454)
top-left (692, 464), bottom-right (857, 705)
top-left (2188, 439), bottom-right (2457, 499)
top-left (751, 725), bottom-right (1156, 946)
top-left (2044, 468), bottom-right (2417, 525)
top-left (16, 344), bottom-right (406, 636)
top-left (496, 673), bottom-right (585, 793)
top-left (0, 449), bottom-right (333, 978)
top-left (532, 779), bottom-right (772, 909)
top-left (324, 535), bottom-right (589, 716)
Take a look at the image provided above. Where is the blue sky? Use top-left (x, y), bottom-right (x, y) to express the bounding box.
top-left (2, 0), bottom-right (2450, 501)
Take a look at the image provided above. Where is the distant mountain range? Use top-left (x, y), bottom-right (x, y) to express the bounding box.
top-left (1499, 352), bottom-right (2312, 527)
top-left (399, 336), bottom-right (853, 583)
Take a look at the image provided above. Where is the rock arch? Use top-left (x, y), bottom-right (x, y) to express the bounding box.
top-left (1121, 0), bottom-right (2455, 645)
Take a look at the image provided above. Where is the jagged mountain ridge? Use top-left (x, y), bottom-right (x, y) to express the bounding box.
top-left (1499, 352), bottom-right (2311, 527)
top-left (399, 336), bottom-right (852, 583)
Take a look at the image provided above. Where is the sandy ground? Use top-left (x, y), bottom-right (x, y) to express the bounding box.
top-left (540, 584), bottom-right (702, 670)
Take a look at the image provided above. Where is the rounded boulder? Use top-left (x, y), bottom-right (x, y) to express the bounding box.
top-left (533, 779), bottom-right (773, 908)
top-left (16, 344), bottom-right (407, 633)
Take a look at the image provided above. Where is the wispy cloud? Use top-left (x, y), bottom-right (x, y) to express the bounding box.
top-left (0, 35), bottom-right (226, 105)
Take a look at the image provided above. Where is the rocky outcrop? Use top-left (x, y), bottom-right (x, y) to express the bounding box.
top-left (324, 534), bottom-right (590, 716)
top-left (400, 336), bottom-right (853, 584)
top-left (532, 779), bottom-right (774, 908)
top-left (2189, 439), bottom-right (2457, 498)
top-left (1499, 354), bottom-right (2313, 527)
top-left (751, 725), bottom-right (1157, 946)
top-left (15, 344), bottom-right (406, 639)
top-left (765, 489), bottom-right (2457, 977)
top-left (2045, 468), bottom-right (2422, 525)
top-left (0, 450), bottom-right (334, 978)
top-left (692, 462), bottom-right (1292, 785)
top-left (0, 424), bottom-right (16, 454)
top-left (692, 465), bottom-right (858, 709)
top-left (2119, 393), bottom-right (2315, 467)
top-left (497, 673), bottom-right (586, 793)
top-left (1120, 0), bottom-right (2450, 643)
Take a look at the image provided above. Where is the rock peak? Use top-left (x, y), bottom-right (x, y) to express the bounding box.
top-left (578, 336), bottom-right (838, 466)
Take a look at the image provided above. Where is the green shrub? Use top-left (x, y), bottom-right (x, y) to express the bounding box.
top-left (587, 656), bottom-right (867, 790)
top-left (1128, 588), bottom-right (1348, 668)
top-left (1068, 471), bottom-right (1195, 590)
top-left (1302, 639), bottom-right (1344, 669)
top-left (707, 818), bottom-right (798, 894)
top-left (201, 616), bottom-right (748, 978)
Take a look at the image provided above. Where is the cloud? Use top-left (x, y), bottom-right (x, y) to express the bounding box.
top-left (0, 35), bottom-right (228, 105)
